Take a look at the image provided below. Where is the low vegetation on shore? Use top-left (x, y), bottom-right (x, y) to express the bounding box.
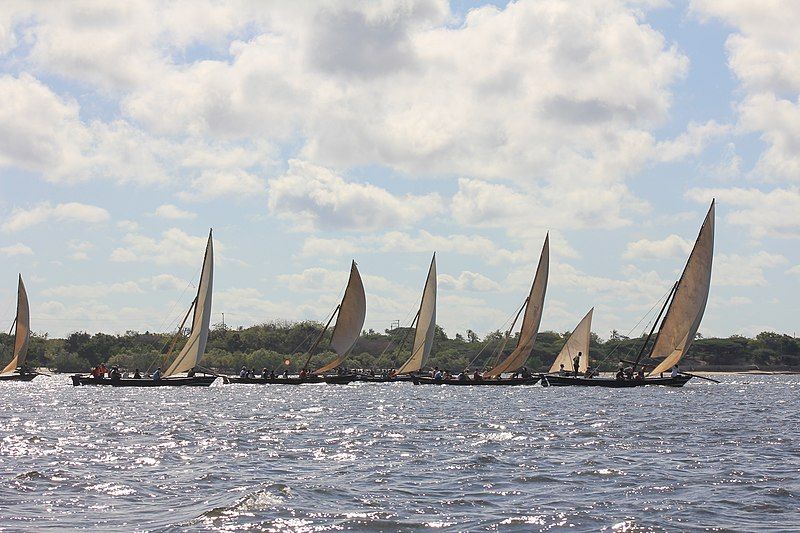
top-left (3, 322), bottom-right (798, 374)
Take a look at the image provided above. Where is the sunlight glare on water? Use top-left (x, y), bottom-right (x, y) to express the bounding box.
top-left (0, 375), bottom-right (799, 531)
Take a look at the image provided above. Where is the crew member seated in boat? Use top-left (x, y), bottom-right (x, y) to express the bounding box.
top-left (99, 363), bottom-right (108, 378)
top-left (299, 368), bottom-right (308, 378)
top-left (433, 368), bottom-right (443, 381)
top-left (187, 367), bottom-right (196, 377)
top-left (133, 368), bottom-right (142, 379)
top-left (583, 366), bottom-right (593, 378)
top-left (624, 366), bottom-right (634, 380)
top-left (431, 366), bottom-right (439, 378)
top-left (615, 367), bottom-right (625, 380)
top-left (457, 370), bottom-right (468, 381)
top-left (152, 367), bottom-right (162, 381)
top-left (110, 366), bottom-right (121, 380)
top-left (671, 365), bottom-right (680, 378)
top-left (247, 368), bottom-right (255, 378)
top-left (635, 368), bottom-right (645, 380)
top-left (521, 366), bottom-right (531, 379)
top-left (282, 369), bottom-right (289, 378)
top-left (558, 364), bottom-right (567, 376)
top-left (90, 365), bottom-right (101, 379)
top-left (473, 369), bottom-right (482, 381)
top-left (261, 368), bottom-right (269, 379)
top-left (573, 354), bottom-right (581, 376)
top-left (239, 366), bottom-right (248, 378)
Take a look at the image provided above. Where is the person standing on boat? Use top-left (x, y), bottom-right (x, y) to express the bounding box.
top-left (152, 367), bottom-right (162, 381)
top-left (572, 353), bottom-right (581, 376)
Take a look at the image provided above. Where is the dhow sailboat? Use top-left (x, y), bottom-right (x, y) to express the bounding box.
top-left (544, 201), bottom-right (715, 387)
top-left (0, 275), bottom-right (37, 382)
top-left (230, 260), bottom-right (366, 384)
top-left (71, 230), bottom-right (218, 387)
top-left (412, 235), bottom-right (548, 386)
top-left (361, 254), bottom-right (437, 382)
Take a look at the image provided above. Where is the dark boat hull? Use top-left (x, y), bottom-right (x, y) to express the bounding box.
top-left (356, 374), bottom-right (413, 383)
top-left (412, 376), bottom-right (540, 386)
top-left (541, 374), bottom-right (692, 388)
top-left (0, 372), bottom-right (39, 382)
top-left (71, 375), bottom-right (218, 387)
top-left (226, 375), bottom-right (356, 385)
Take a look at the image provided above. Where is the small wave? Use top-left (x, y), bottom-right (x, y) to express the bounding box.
top-left (15, 470), bottom-right (45, 480)
top-left (201, 484), bottom-right (290, 519)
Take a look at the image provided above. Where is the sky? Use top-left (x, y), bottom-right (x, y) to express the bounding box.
top-left (0, 0), bottom-right (798, 341)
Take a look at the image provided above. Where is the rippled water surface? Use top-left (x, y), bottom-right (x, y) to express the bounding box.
top-left (1, 375), bottom-right (799, 531)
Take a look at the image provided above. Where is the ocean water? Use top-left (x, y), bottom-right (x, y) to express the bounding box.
top-left (0, 375), bottom-right (798, 532)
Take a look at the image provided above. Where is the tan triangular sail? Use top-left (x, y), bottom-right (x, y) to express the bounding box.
top-left (397, 254), bottom-right (437, 374)
top-left (548, 308), bottom-right (592, 374)
top-left (648, 202), bottom-right (714, 376)
top-left (164, 231), bottom-right (214, 377)
top-left (486, 234), bottom-right (548, 377)
top-left (2, 275), bottom-right (30, 374)
top-left (314, 261), bottom-right (367, 374)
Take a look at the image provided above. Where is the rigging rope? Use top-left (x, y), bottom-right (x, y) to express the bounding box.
top-left (592, 284), bottom-right (674, 369)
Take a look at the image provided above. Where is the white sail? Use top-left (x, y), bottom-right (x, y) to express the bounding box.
top-left (314, 261), bottom-right (367, 374)
top-left (649, 201), bottom-right (714, 376)
top-left (548, 308), bottom-right (593, 374)
top-left (397, 254), bottom-right (437, 374)
top-left (164, 231), bottom-right (214, 377)
top-left (486, 234), bottom-right (548, 377)
top-left (1, 275), bottom-right (30, 374)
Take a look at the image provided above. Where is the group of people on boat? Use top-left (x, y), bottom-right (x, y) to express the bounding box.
top-left (88, 363), bottom-right (164, 381)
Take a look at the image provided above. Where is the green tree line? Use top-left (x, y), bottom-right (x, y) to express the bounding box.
top-left (2, 322), bottom-right (798, 374)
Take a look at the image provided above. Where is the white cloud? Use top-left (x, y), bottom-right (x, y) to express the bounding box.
top-left (0, 74), bottom-right (89, 180)
top-left (714, 252), bottom-right (788, 287)
top-left (0, 243), bottom-right (33, 256)
top-left (106, 0), bottom-right (688, 191)
top-left (787, 265), bottom-right (800, 276)
top-left (297, 236), bottom-right (362, 258)
top-left (276, 267), bottom-right (347, 293)
top-left (623, 234), bottom-right (691, 260)
top-left (146, 274), bottom-right (193, 291)
top-left (438, 271), bottom-right (500, 292)
top-left (117, 220), bottom-right (140, 232)
top-left (653, 120), bottom-right (731, 162)
top-left (153, 204), bottom-right (197, 220)
top-left (2, 202), bottom-right (111, 232)
top-left (691, 2), bottom-right (800, 183)
top-left (42, 281), bottom-right (143, 299)
top-left (451, 178), bottom-right (648, 232)
top-left (110, 228), bottom-right (213, 266)
top-left (372, 230), bottom-right (530, 266)
top-left (268, 160), bottom-right (442, 231)
top-left (178, 169), bottom-right (266, 202)
top-left (686, 187), bottom-right (800, 239)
